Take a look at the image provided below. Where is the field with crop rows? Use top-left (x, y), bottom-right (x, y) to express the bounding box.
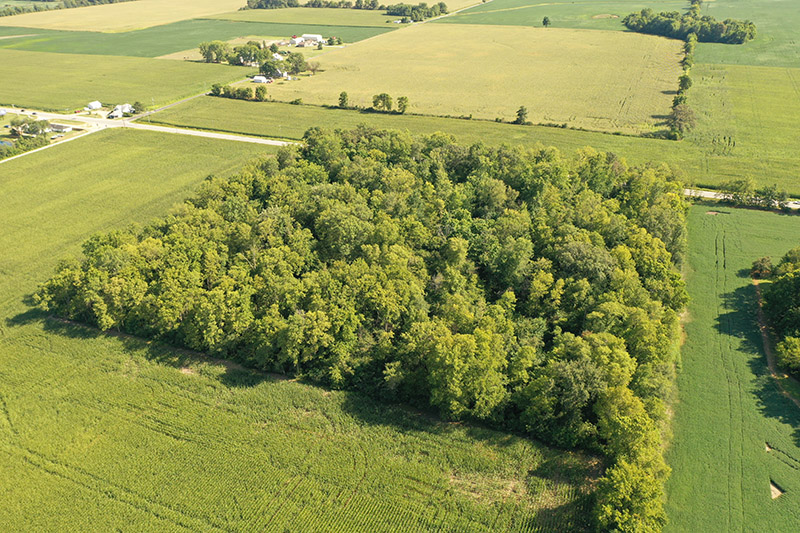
top-left (0, 128), bottom-right (597, 532)
top-left (665, 205), bottom-right (800, 531)
top-left (0, 0), bottom-right (247, 31)
top-left (262, 23), bottom-right (682, 134)
top-left (0, 18), bottom-right (390, 57)
top-left (0, 48), bottom-right (252, 110)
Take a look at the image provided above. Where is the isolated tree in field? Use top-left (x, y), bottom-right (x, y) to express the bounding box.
top-left (338, 91), bottom-right (349, 108)
top-left (397, 96), bottom-right (409, 114)
top-left (667, 103), bottom-right (696, 134)
top-left (308, 61), bottom-right (321, 75)
top-left (132, 101), bottom-right (146, 114)
top-left (678, 73), bottom-right (692, 93)
top-left (542, 16), bottom-right (551, 27)
top-left (373, 93), bottom-right (393, 111)
top-left (260, 60), bottom-right (282, 78)
top-left (751, 256), bottom-right (773, 279)
top-left (514, 106), bottom-right (528, 124)
top-left (255, 85), bottom-right (268, 102)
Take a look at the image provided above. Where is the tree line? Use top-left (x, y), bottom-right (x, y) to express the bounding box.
top-left (758, 249), bottom-right (800, 375)
top-left (36, 128), bottom-right (689, 531)
top-left (0, 116), bottom-right (50, 161)
top-left (716, 178), bottom-right (790, 210)
top-left (245, 0), bottom-right (448, 22)
top-left (667, 33), bottom-right (697, 139)
top-left (623, 1), bottom-right (756, 44)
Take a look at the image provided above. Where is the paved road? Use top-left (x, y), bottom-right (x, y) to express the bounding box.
top-left (1, 108), bottom-right (290, 165)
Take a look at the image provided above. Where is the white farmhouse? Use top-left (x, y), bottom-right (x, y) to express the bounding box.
top-left (272, 52), bottom-right (284, 61)
top-left (289, 36), bottom-right (304, 46)
top-left (301, 34), bottom-right (324, 43)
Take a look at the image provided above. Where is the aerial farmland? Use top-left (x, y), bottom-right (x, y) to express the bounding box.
top-left (2, 0), bottom-right (799, 531)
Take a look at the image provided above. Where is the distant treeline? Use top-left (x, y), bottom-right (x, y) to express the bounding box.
top-left (1, 0), bottom-right (134, 18)
top-left (37, 127), bottom-right (688, 532)
top-left (246, 0), bottom-right (447, 21)
top-left (623, 2), bottom-right (756, 44)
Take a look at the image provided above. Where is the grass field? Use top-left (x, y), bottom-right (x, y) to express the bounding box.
top-left (205, 7), bottom-right (398, 27)
top-left (437, 0), bottom-right (685, 30)
top-left (686, 63), bottom-right (800, 193)
top-left (261, 23), bottom-right (682, 134)
top-left (0, 18), bottom-right (391, 57)
top-left (147, 79), bottom-right (800, 194)
top-left (0, 0), bottom-right (247, 32)
top-left (695, 0), bottom-right (800, 68)
top-left (665, 204), bottom-right (800, 531)
top-left (0, 48), bottom-right (252, 111)
top-left (0, 128), bottom-right (597, 532)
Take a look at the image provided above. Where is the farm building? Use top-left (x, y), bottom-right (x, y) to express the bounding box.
top-left (0, 109), bottom-right (6, 117)
top-left (86, 101), bottom-right (102, 110)
top-left (252, 76), bottom-right (268, 83)
top-left (302, 34), bottom-right (324, 43)
top-left (50, 124), bottom-right (73, 133)
top-left (107, 103), bottom-right (133, 119)
top-left (272, 53), bottom-right (284, 61)
top-left (289, 36), bottom-right (304, 46)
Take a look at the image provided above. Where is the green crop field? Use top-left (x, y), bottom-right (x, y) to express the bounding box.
top-left (0, 48), bottom-right (252, 111)
top-left (436, 0), bottom-right (685, 31)
top-left (695, 0), bottom-right (800, 68)
top-left (0, 18), bottom-right (391, 57)
top-left (205, 7), bottom-right (398, 27)
top-left (665, 204), bottom-right (800, 531)
top-left (261, 23), bottom-right (682, 134)
top-left (0, 128), bottom-right (597, 532)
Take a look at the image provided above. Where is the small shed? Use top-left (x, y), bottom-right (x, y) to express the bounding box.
top-left (252, 76), bottom-right (268, 83)
top-left (302, 34), bottom-right (324, 43)
top-left (50, 124), bottom-right (73, 133)
top-left (289, 36), bottom-right (304, 46)
top-left (86, 101), bottom-right (102, 110)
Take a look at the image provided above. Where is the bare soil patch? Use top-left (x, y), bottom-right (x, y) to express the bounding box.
top-left (771, 480), bottom-right (784, 499)
top-left (592, 14), bottom-right (619, 19)
top-left (706, 210), bottom-right (723, 215)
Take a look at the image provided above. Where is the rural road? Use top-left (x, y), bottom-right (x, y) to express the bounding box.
top-left (1, 108), bottom-right (291, 165)
top-left (684, 188), bottom-right (800, 210)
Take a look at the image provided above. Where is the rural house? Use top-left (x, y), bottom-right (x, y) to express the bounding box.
top-left (301, 34), bottom-right (324, 43)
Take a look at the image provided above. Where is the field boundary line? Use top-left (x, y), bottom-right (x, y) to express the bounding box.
top-left (0, 129), bottom-right (99, 166)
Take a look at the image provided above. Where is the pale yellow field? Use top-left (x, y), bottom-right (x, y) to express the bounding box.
top-left (0, 0), bottom-right (247, 32)
top-left (266, 24), bottom-right (683, 134)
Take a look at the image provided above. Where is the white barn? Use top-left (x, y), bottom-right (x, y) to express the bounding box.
top-left (302, 34), bottom-right (324, 43)
top-left (252, 75), bottom-right (268, 83)
top-left (289, 36), bottom-right (304, 46)
top-left (86, 101), bottom-right (102, 110)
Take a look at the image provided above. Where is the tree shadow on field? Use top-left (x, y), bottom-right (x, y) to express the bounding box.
top-left (716, 279), bottom-right (800, 447)
top-left (6, 299), bottom-right (272, 389)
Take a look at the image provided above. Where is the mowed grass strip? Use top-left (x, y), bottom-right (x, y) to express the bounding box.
top-left (0, 48), bottom-right (251, 111)
top-left (665, 205), bottom-right (800, 531)
top-left (0, 0), bottom-right (248, 32)
top-left (262, 24), bottom-right (683, 134)
top-left (0, 128), bottom-right (597, 532)
top-left (205, 7), bottom-right (399, 27)
top-left (0, 19), bottom-right (391, 57)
